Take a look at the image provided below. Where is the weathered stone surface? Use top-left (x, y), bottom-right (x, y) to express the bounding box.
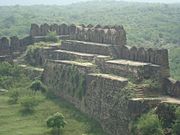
top-left (164, 78), bottom-right (180, 97)
top-left (94, 24), bottom-right (101, 28)
top-left (60, 40), bottom-right (113, 56)
top-left (40, 23), bottom-right (50, 36)
top-left (137, 47), bottom-right (146, 62)
top-left (0, 37), bottom-right (10, 55)
top-left (52, 49), bottom-right (96, 61)
top-left (50, 24), bottom-right (59, 34)
top-left (103, 25), bottom-right (111, 29)
top-left (104, 59), bottom-right (161, 81)
top-left (87, 24), bottom-right (93, 28)
top-left (0, 37), bottom-right (9, 49)
top-left (0, 55), bottom-right (12, 62)
top-left (147, 48), bottom-right (155, 64)
top-left (129, 46), bottom-right (138, 61)
top-left (30, 23), bottom-right (127, 46)
top-left (10, 36), bottom-right (20, 51)
top-left (30, 23), bottom-right (40, 36)
top-left (69, 24), bottom-right (76, 35)
top-left (85, 73), bottom-right (129, 135)
top-left (121, 46), bottom-right (130, 59)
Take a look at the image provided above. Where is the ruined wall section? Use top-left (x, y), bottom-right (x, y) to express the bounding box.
top-left (42, 60), bottom-right (136, 135)
top-left (0, 36), bottom-right (33, 56)
top-left (30, 23), bottom-right (127, 46)
top-left (164, 78), bottom-right (180, 97)
top-left (85, 73), bottom-right (130, 135)
top-left (110, 45), bottom-right (170, 78)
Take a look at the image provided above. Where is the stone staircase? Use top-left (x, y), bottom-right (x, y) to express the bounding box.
top-left (134, 86), bottom-right (144, 98)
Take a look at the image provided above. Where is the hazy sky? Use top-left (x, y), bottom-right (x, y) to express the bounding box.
top-left (0, 0), bottom-right (180, 6)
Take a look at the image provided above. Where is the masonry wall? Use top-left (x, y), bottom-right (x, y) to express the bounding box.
top-left (0, 36), bottom-right (33, 56)
top-left (42, 61), bottom-right (162, 135)
top-left (30, 23), bottom-right (127, 46)
top-left (164, 78), bottom-right (180, 97)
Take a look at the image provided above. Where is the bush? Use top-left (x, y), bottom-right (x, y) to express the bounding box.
top-left (0, 62), bottom-right (21, 89)
top-left (30, 80), bottom-right (47, 92)
top-left (143, 79), bottom-right (161, 90)
top-left (134, 112), bottom-right (163, 135)
top-left (8, 90), bottom-right (20, 104)
top-left (24, 45), bottom-right (41, 66)
top-left (45, 32), bottom-right (58, 42)
top-left (156, 103), bottom-right (176, 128)
top-left (20, 96), bottom-right (39, 113)
top-left (46, 112), bottom-right (67, 135)
top-left (172, 107), bottom-right (180, 135)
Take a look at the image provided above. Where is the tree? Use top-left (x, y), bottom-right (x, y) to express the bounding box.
top-left (134, 112), bottom-right (163, 135)
top-left (46, 112), bottom-right (67, 135)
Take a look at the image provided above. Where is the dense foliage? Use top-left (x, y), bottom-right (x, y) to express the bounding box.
top-left (132, 112), bottom-right (163, 135)
top-left (0, 1), bottom-right (179, 79)
top-left (172, 107), bottom-right (180, 135)
top-left (0, 62), bottom-right (22, 89)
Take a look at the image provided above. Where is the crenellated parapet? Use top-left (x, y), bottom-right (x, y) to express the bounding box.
top-left (0, 36), bottom-right (33, 56)
top-left (30, 23), bottom-right (127, 46)
top-left (0, 37), bottom-right (10, 55)
top-left (115, 46), bottom-right (169, 68)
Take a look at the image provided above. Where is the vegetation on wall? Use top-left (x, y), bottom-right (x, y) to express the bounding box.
top-left (50, 64), bottom-right (86, 100)
top-left (45, 31), bottom-right (59, 42)
top-left (24, 42), bottom-right (49, 66)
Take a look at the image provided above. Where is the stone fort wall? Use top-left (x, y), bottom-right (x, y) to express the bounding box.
top-left (30, 23), bottom-right (127, 46)
top-left (30, 23), bottom-right (169, 70)
top-left (0, 36), bottom-right (33, 55)
top-left (0, 23), bottom-right (180, 135)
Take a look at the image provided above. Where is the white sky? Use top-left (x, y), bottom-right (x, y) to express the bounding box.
top-left (0, 0), bottom-right (180, 6)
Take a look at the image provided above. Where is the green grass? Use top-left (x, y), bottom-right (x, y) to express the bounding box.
top-left (0, 91), bottom-right (106, 135)
top-left (0, 62), bottom-right (105, 135)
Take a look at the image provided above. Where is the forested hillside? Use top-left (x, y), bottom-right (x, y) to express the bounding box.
top-left (0, 1), bottom-right (179, 79)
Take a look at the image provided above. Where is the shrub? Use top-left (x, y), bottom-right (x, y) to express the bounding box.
top-left (20, 96), bottom-right (39, 113)
top-left (8, 90), bottom-right (20, 104)
top-left (134, 112), bottom-right (163, 135)
top-left (30, 80), bottom-right (47, 93)
top-left (143, 79), bottom-right (161, 90)
top-left (45, 32), bottom-right (58, 42)
top-left (24, 45), bottom-right (41, 66)
top-left (172, 107), bottom-right (180, 135)
top-left (156, 103), bottom-right (176, 128)
top-left (0, 62), bottom-right (22, 89)
top-left (47, 112), bottom-right (67, 135)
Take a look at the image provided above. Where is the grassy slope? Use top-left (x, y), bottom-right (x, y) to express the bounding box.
top-left (0, 63), bottom-right (105, 135)
top-left (0, 90), bottom-right (106, 135)
top-left (0, 93), bottom-right (105, 135)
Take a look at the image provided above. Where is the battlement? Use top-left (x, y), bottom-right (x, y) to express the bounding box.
top-left (30, 23), bottom-right (126, 46)
top-left (0, 36), bottom-right (33, 56)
